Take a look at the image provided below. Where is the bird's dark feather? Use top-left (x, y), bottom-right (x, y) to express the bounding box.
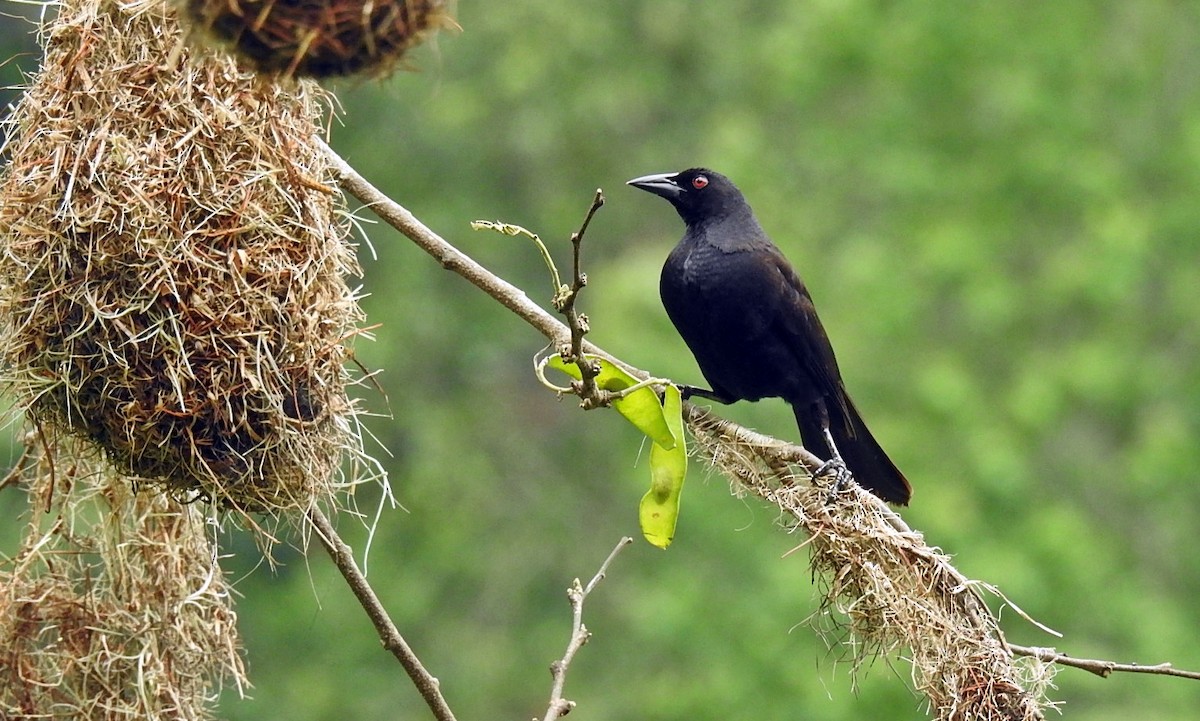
top-left (630, 167), bottom-right (912, 505)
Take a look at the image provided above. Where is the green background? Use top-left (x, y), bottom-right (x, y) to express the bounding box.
top-left (3, 1), bottom-right (1200, 719)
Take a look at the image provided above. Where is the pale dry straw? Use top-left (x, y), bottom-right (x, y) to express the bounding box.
top-left (688, 413), bottom-right (1056, 721)
top-left (0, 0), bottom-right (380, 516)
top-left (0, 435), bottom-right (247, 719)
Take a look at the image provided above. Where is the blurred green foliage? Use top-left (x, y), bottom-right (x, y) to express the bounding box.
top-left (4, 1), bottom-right (1200, 719)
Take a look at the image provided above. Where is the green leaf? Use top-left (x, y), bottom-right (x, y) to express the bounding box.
top-left (546, 354), bottom-right (676, 449)
top-left (640, 384), bottom-right (687, 549)
top-left (544, 354), bottom-right (688, 546)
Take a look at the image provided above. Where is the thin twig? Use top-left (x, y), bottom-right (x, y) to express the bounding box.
top-left (307, 506), bottom-right (458, 721)
top-left (1010, 644), bottom-right (1200, 681)
top-left (569, 190), bottom-right (604, 299)
top-left (558, 189), bottom-right (606, 406)
top-left (541, 536), bottom-right (634, 721)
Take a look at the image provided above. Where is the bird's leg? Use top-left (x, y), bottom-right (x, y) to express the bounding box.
top-left (678, 385), bottom-right (736, 404)
top-left (812, 400), bottom-right (852, 497)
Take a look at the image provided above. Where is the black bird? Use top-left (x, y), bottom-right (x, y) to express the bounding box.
top-left (627, 168), bottom-right (912, 505)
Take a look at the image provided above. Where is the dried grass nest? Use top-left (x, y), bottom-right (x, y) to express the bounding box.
top-left (0, 0), bottom-right (373, 513)
top-left (0, 440), bottom-right (246, 720)
top-left (184, 0), bottom-right (456, 78)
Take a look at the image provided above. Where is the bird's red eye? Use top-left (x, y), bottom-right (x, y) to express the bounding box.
top-left (692, 175), bottom-right (708, 190)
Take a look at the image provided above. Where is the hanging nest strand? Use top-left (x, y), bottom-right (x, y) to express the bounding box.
top-left (0, 0), bottom-right (379, 514)
top-left (686, 409), bottom-right (1056, 721)
top-left (183, 0), bottom-right (457, 78)
top-left (0, 435), bottom-right (247, 720)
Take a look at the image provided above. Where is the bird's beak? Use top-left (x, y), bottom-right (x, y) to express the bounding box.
top-left (626, 172), bottom-right (682, 200)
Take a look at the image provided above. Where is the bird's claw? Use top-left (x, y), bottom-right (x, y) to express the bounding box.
top-left (814, 457), bottom-right (853, 503)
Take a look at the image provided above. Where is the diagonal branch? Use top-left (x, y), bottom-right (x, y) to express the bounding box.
top-left (320, 138), bottom-right (580, 354)
top-left (307, 506), bottom-right (458, 721)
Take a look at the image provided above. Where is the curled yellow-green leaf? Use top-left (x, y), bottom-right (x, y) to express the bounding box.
top-left (543, 353), bottom-right (689, 547)
top-left (546, 354), bottom-right (676, 449)
top-left (640, 384), bottom-right (687, 549)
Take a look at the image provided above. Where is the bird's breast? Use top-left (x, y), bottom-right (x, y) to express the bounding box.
top-left (661, 242), bottom-right (781, 348)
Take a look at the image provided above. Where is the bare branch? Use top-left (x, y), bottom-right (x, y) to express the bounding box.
top-left (307, 506), bottom-right (459, 721)
top-left (569, 189), bottom-right (605, 297)
top-left (1010, 645), bottom-right (1200, 681)
top-left (540, 536), bottom-right (634, 721)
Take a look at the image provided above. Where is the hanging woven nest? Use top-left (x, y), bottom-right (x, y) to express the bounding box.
top-left (184, 0), bottom-right (456, 78)
top-left (0, 439), bottom-right (248, 720)
top-left (0, 0), bottom-right (373, 513)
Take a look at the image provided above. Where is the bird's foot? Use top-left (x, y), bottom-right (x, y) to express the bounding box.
top-left (660, 384), bottom-right (703, 403)
top-left (814, 456), bottom-right (848, 482)
top-left (816, 425), bottom-right (855, 502)
top-left (814, 457), bottom-right (853, 503)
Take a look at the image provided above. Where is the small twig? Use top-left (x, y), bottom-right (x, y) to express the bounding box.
top-left (540, 536), bottom-right (634, 721)
top-left (557, 189), bottom-right (606, 407)
top-left (1010, 644), bottom-right (1200, 681)
top-left (307, 506), bottom-right (458, 721)
top-left (472, 195), bottom-right (608, 408)
top-left (569, 190), bottom-right (604, 300)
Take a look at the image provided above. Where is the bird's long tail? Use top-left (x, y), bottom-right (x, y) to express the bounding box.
top-left (793, 394), bottom-right (912, 505)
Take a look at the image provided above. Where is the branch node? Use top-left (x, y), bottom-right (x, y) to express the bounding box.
top-left (540, 538), bottom-right (631, 721)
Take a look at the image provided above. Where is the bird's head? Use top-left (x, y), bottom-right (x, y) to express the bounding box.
top-left (626, 168), bottom-right (748, 226)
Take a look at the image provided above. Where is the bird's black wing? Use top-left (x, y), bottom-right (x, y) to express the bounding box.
top-left (766, 249), bottom-right (849, 412)
top-left (769, 250), bottom-right (913, 503)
